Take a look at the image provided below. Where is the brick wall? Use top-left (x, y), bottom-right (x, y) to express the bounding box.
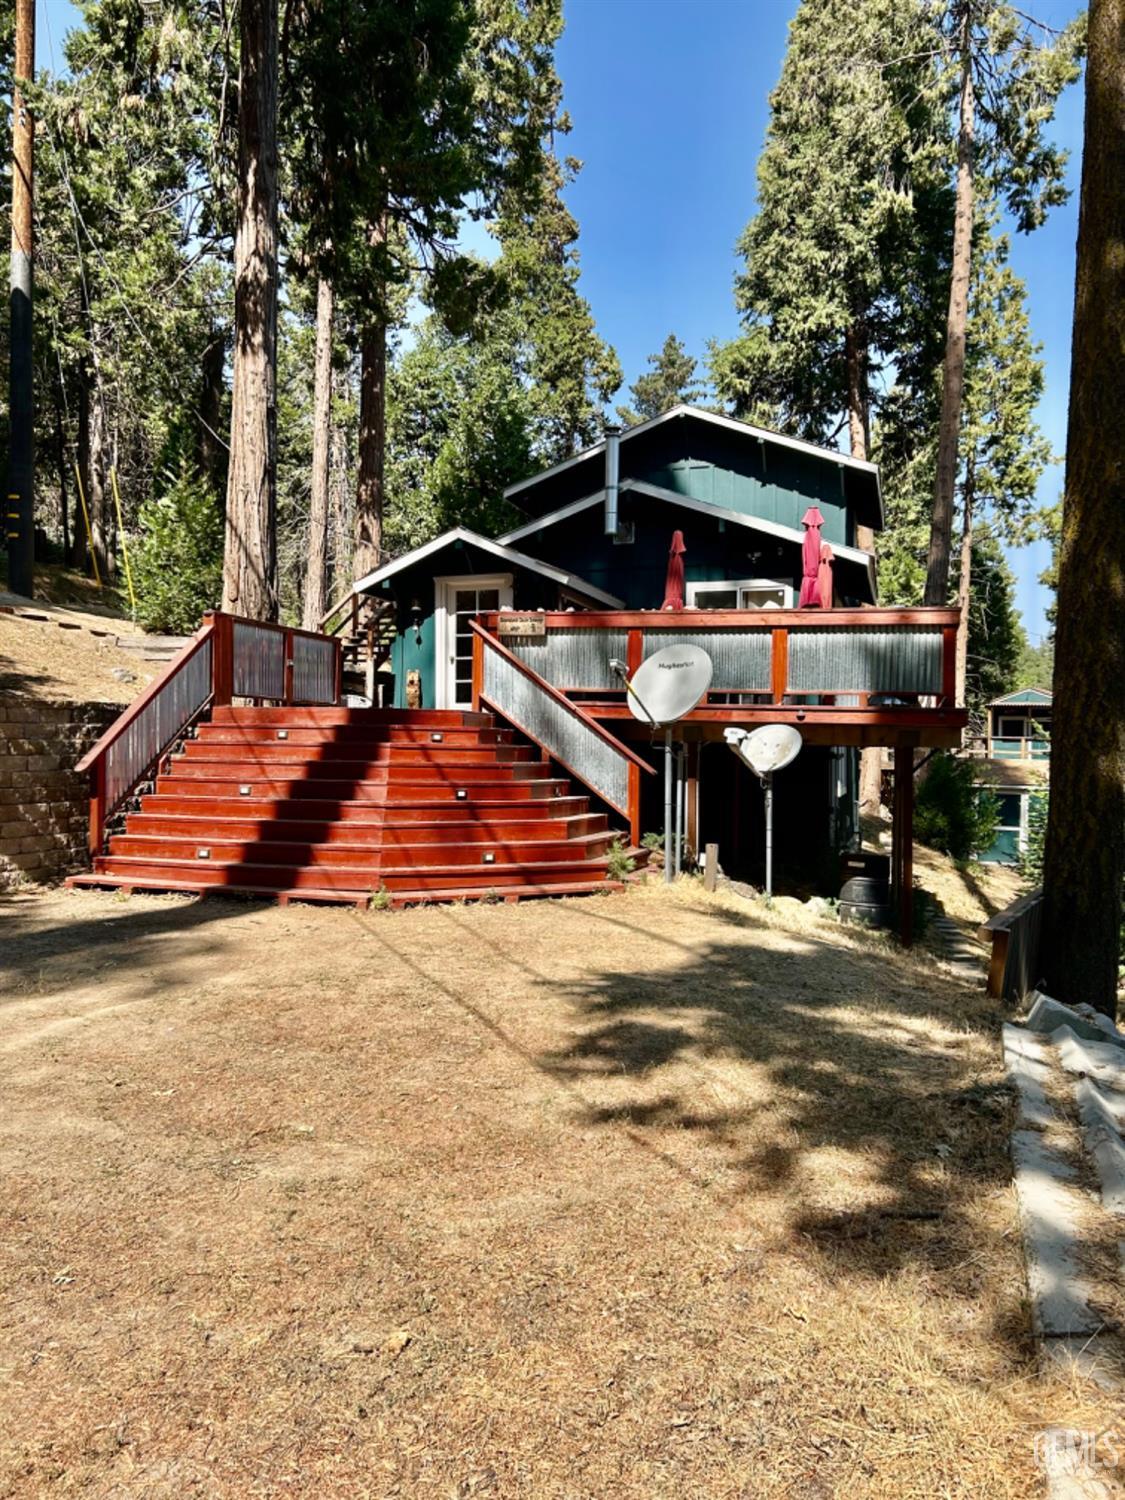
top-left (0, 700), bottom-right (117, 889)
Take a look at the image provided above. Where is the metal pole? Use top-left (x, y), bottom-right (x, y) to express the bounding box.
top-left (6, 0), bottom-right (35, 599)
top-left (664, 728), bottom-right (674, 883)
top-left (673, 743), bottom-right (684, 877)
top-left (763, 773), bottom-right (774, 897)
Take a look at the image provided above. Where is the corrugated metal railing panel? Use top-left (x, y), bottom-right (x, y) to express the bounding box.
top-left (292, 634), bottom-right (336, 703)
top-left (641, 627), bottom-right (772, 692)
top-left (787, 627), bottom-right (943, 694)
top-left (482, 644), bottom-right (630, 814)
top-left (232, 621), bottom-right (285, 699)
top-left (509, 628), bottom-right (629, 690)
top-left (104, 637), bottom-right (213, 814)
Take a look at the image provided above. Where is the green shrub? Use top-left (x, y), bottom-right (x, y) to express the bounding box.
top-left (1018, 792), bottom-right (1049, 884)
top-left (914, 753), bottom-right (1001, 861)
top-left (132, 463), bottom-right (223, 634)
top-left (606, 838), bottom-right (636, 880)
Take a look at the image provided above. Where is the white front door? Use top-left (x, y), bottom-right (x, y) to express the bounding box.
top-left (435, 574), bottom-right (513, 709)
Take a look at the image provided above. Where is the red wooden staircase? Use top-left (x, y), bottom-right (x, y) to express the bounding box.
top-left (69, 704), bottom-right (622, 906)
top-left (68, 609), bottom-right (649, 909)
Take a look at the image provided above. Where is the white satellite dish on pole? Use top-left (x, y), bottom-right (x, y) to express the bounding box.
top-left (739, 724), bottom-right (802, 777)
top-left (625, 645), bottom-right (712, 726)
top-left (724, 724), bottom-right (803, 898)
top-left (611, 645), bottom-right (713, 884)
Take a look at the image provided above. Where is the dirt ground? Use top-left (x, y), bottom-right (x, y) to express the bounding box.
top-left (0, 881), bottom-right (1106, 1498)
top-left (0, 610), bottom-right (156, 705)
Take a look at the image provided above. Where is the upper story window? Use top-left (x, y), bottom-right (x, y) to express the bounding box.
top-left (686, 578), bottom-right (794, 610)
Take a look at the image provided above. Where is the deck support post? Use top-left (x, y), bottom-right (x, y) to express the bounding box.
top-left (892, 746), bottom-right (915, 947)
top-left (685, 741), bottom-right (700, 860)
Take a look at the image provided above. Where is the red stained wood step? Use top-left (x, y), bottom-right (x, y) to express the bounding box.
top-left (67, 873), bottom-right (622, 907)
top-left (137, 793), bottom-right (592, 821)
top-left (106, 833), bottom-right (612, 869)
top-left (153, 774), bottom-right (568, 801)
top-left (210, 706), bottom-right (492, 729)
top-left (179, 741), bottom-right (538, 766)
top-left (163, 758), bottom-right (549, 783)
top-left (125, 813), bottom-right (606, 844)
top-left (196, 724), bottom-right (512, 748)
top-left (88, 855), bottom-right (611, 892)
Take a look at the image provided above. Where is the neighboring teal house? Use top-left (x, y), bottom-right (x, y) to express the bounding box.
top-left (353, 406), bottom-right (882, 711)
top-left (973, 688), bottom-right (1053, 864)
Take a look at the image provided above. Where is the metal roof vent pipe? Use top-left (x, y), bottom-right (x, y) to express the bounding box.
top-left (603, 423), bottom-right (621, 537)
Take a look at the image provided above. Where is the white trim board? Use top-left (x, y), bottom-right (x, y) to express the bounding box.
top-left (351, 525), bottom-right (624, 609)
top-left (501, 403), bottom-right (883, 524)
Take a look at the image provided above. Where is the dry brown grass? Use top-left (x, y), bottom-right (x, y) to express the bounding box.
top-left (914, 844), bottom-right (1023, 935)
top-left (0, 881), bottom-right (1113, 1497)
top-left (0, 611), bottom-right (155, 705)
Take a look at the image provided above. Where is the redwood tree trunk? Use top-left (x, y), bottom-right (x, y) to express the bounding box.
top-left (845, 318), bottom-right (882, 811)
top-left (73, 367), bottom-right (89, 572)
top-left (331, 366), bottom-right (351, 587)
top-left (222, 0), bottom-right (278, 621)
top-left (955, 467), bottom-right (973, 723)
top-left (1040, 0), bottom-right (1124, 1017)
top-left (302, 276), bottom-right (334, 631)
top-left (88, 387), bottom-right (114, 582)
top-left (354, 318), bottom-right (386, 581)
top-left (198, 329), bottom-right (227, 504)
top-left (924, 4), bottom-right (975, 606)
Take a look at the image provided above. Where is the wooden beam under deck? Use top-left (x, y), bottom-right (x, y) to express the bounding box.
top-left (576, 702), bottom-right (966, 750)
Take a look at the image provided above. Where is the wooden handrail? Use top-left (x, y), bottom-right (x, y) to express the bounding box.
top-left (76, 618), bottom-right (216, 775)
top-left (78, 610), bottom-right (342, 857)
top-left (470, 621), bottom-right (654, 774)
top-left (472, 621), bottom-right (654, 845)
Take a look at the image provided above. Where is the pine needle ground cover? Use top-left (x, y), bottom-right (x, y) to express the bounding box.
top-left (0, 884), bottom-right (1106, 1497)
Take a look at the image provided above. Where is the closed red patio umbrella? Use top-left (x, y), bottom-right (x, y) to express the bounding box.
top-left (799, 505), bottom-right (824, 607)
top-left (662, 530), bottom-right (686, 610)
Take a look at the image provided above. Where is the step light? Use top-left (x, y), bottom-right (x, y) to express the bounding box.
top-left (482, 851), bottom-right (496, 864)
top-left (431, 732), bottom-right (443, 743)
top-left (456, 788), bottom-right (467, 799)
top-left (239, 785), bottom-right (251, 796)
top-left (277, 729), bottom-right (288, 740)
top-left (197, 848), bottom-right (211, 859)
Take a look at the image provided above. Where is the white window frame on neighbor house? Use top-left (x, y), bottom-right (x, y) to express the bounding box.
top-left (434, 573), bottom-right (513, 709)
top-left (686, 578), bottom-right (795, 610)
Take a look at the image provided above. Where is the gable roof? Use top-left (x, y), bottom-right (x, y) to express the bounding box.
top-left (503, 404), bottom-right (883, 525)
top-left (351, 526), bottom-right (626, 609)
top-left (498, 479), bottom-right (878, 599)
top-left (989, 687), bottom-right (1053, 707)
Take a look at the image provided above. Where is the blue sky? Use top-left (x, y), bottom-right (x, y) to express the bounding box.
top-left (39, 0), bottom-right (1084, 641)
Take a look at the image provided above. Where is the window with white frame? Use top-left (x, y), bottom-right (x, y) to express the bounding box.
top-left (686, 578), bottom-right (794, 610)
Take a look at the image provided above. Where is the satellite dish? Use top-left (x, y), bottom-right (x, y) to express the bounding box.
top-left (627, 646), bottom-right (713, 726)
top-left (733, 724), bottom-right (803, 777)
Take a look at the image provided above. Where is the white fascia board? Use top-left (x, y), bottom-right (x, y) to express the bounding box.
top-left (497, 490), bottom-right (605, 545)
top-left (352, 525), bottom-right (624, 609)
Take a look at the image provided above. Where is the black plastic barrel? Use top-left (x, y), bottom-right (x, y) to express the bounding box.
top-left (838, 874), bottom-right (890, 928)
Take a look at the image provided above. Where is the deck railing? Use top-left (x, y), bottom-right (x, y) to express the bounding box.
top-left (480, 608), bottom-right (961, 711)
top-left (471, 622), bottom-right (653, 843)
top-left (989, 736), bottom-right (1051, 761)
top-left (76, 610), bottom-right (342, 855)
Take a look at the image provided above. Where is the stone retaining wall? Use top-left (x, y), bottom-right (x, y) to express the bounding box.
top-left (0, 699), bottom-right (117, 889)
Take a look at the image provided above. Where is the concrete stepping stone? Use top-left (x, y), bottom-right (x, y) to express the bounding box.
top-left (1003, 1024), bottom-right (1056, 1130)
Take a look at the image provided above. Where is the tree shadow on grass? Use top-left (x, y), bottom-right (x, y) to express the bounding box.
top-left (530, 899), bottom-right (1021, 1332)
top-left (0, 889), bottom-right (271, 1009)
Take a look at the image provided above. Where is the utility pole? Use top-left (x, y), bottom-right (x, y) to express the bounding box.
top-left (6, 0), bottom-right (35, 598)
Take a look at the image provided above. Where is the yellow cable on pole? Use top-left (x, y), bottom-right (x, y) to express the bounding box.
top-left (110, 467), bottom-right (136, 619)
top-left (72, 459), bottom-right (101, 588)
